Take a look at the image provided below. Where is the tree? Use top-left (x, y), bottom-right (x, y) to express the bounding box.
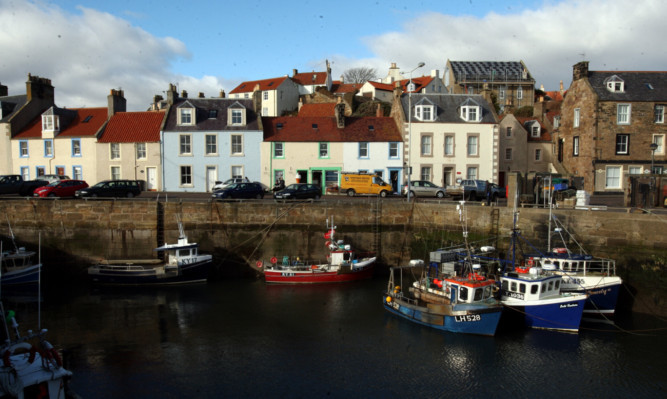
top-left (343, 67), bottom-right (378, 84)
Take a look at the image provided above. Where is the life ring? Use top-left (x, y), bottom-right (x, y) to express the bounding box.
top-left (270, 256), bottom-right (278, 264)
top-left (256, 260), bottom-right (263, 268)
top-left (526, 258), bottom-right (534, 266)
top-left (468, 273), bottom-right (484, 281)
top-left (2, 343), bottom-right (35, 367)
top-left (311, 265), bottom-right (317, 270)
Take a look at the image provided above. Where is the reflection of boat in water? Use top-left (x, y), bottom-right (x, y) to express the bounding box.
top-left (259, 217), bottom-right (376, 284)
top-left (1, 220), bottom-right (42, 286)
top-left (88, 221), bottom-right (212, 286)
top-left (383, 202), bottom-right (503, 336)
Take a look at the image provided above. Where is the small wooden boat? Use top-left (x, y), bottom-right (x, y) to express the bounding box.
top-left (88, 222), bottom-right (212, 286)
top-left (258, 217), bottom-right (376, 284)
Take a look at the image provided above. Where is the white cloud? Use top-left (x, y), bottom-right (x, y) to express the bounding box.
top-left (0, 1), bottom-right (231, 110)
top-left (350, 0), bottom-right (667, 89)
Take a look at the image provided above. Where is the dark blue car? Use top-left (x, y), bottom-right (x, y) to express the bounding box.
top-left (273, 183), bottom-right (322, 200)
top-left (211, 182), bottom-right (265, 200)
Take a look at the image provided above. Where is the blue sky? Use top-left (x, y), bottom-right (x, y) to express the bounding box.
top-left (1, 0), bottom-right (665, 110)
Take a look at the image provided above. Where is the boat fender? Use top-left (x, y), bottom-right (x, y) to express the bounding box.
top-left (49, 348), bottom-right (63, 368)
top-left (311, 265), bottom-right (317, 270)
top-left (256, 260), bottom-right (263, 268)
top-left (386, 296), bottom-right (392, 303)
top-left (270, 257), bottom-right (278, 264)
top-left (526, 258), bottom-right (534, 266)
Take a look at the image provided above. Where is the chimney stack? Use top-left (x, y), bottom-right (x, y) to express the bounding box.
top-left (292, 69), bottom-right (298, 77)
top-left (376, 103), bottom-right (383, 117)
top-left (559, 80), bottom-right (564, 93)
top-left (26, 74), bottom-right (54, 102)
top-left (572, 61), bottom-right (589, 81)
top-left (198, 92), bottom-right (205, 98)
top-left (220, 89), bottom-right (226, 98)
top-left (334, 102), bottom-right (345, 128)
top-left (167, 83), bottom-right (178, 104)
top-left (0, 83), bottom-right (7, 97)
top-left (181, 90), bottom-right (188, 98)
top-left (107, 89), bottom-right (126, 118)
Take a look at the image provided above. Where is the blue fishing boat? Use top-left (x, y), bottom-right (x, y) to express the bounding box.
top-left (1, 222), bottom-right (42, 286)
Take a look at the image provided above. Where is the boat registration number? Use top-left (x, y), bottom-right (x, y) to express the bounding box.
top-left (503, 291), bottom-right (525, 300)
top-left (455, 314), bottom-right (481, 322)
top-left (280, 272), bottom-right (295, 277)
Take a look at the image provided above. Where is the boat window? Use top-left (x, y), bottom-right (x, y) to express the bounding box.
top-left (519, 283), bottom-right (526, 294)
top-left (548, 281), bottom-right (554, 291)
top-left (473, 288), bottom-right (483, 301)
top-left (502, 280), bottom-right (508, 290)
top-left (555, 280), bottom-right (560, 289)
top-left (510, 281), bottom-right (517, 292)
top-left (531, 284), bottom-right (538, 294)
top-left (554, 261), bottom-right (560, 268)
top-left (572, 262), bottom-right (579, 272)
top-left (484, 286), bottom-right (492, 298)
top-left (541, 283), bottom-right (547, 293)
top-left (459, 286), bottom-right (469, 301)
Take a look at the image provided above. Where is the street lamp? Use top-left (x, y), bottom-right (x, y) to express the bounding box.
top-left (650, 142), bottom-right (658, 175)
top-left (406, 62), bottom-right (425, 202)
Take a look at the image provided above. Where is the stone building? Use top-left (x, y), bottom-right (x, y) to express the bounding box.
top-left (555, 61), bottom-right (667, 193)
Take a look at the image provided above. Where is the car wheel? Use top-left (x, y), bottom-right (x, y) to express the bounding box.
top-left (255, 193), bottom-right (262, 199)
top-left (347, 189), bottom-right (355, 197)
top-left (48, 193), bottom-right (56, 198)
top-left (409, 190), bottom-right (416, 198)
top-left (126, 192), bottom-right (134, 198)
top-left (314, 194), bottom-right (321, 200)
top-left (91, 194), bottom-right (98, 198)
top-left (436, 191), bottom-right (445, 199)
top-left (379, 190), bottom-right (387, 198)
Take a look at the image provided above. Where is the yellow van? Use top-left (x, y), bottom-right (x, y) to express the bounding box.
top-left (340, 172), bottom-right (392, 197)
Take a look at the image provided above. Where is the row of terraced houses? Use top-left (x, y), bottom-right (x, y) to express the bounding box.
top-left (1, 60), bottom-right (665, 197)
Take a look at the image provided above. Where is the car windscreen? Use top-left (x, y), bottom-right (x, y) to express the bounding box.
top-left (285, 184), bottom-right (299, 190)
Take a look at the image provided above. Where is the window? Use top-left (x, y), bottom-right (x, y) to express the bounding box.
top-left (178, 108), bottom-right (193, 125)
top-left (605, 166), bottom-right (622, 189)
top-left (359, 142), bottom-right (369, 158)
top-left (506, 127), bottom-right (512, 138)
top-left (629, 166), bottom-right (642, 175)
top-left (574, 108), bottom-right (580, 128)
top-left (531, 125), bottom-right (540, 137)
top-left (231, 109), bottom-right (243, 125)
top-left (605, 75), bottom-right (624, 92)
top-left (319, 142), bottom-right (329, 158)
top-left (615, 134), bottom-right (629, 155)
top-left (71, 139), bottom-right (81, 157)
top-left (415, 104), bottom-right (434, 121)
top-left (389, 142), bottom-right (399, 158)
top-left (653, 135), bottom-right (665, 155)
top-left (273, 142), bottom-right (284, 158)
top-left (499, 87), bottom-right (505, 100)
top-left (19, 141), bottom-right (28, 157)
top-left (263, 91), bottom-right (268, 100)
top-left (460, 106), bottom-right (479, 122)
top-left (110, 143), bottom-right (120, 160)
top-left (466, 166), bottom-right (478, 180)
top-left (444, 135), bottom-right (454, 156)
top-left (535, 149), bottom-right (542, 161)
top-left (180, 165), bottom-right (192, 186)
top-left (505, 148), bottom-right (513, 161)
top-left (554, 116), bottom-right (560, 129)
top-left (421, 135), bottom-right (432, 156)
top-left (232, 165), bottom-right (243, 179)
top-left (231, 134), bottom-right (243, 155)
top-left (36, 167), bottom-right (45, 177)
top-left (205, 134), bottom-right (217, 155)
top-left (44, 140), bottom-right (53, 157)
top-left (573, 136), bottom-right (580, 156)
top-left (111, 166), bottom-right (120, 180)
top-left (420, 166), bottom-right (431, 181)
top-left (136, 143), bottom-right (146, 159)
top-left (20, 167), bottom-right (29, 181)
top-left (41, 115), bottom-right (59, 131)
top-left (73, 166), bottom-right (82, 180)
top-left (655, 105), bottom-right (665, 123)
top-left (617, 104), bottom-right (631, 125)
top-left (467, 135), bottom-right (478, 156)
top-left (179, 135), bottom-right (192, 155)
top-left (517, 86), bottom-right (523, 99)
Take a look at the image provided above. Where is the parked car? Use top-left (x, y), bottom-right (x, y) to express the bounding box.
top-left (34, 180), bottom-right (88, 198)
top-left (211, 182), bottom-right (265, 200)
top-left (75, 180), bottom-right (142, 198)
top-left (211, 177), bottom-right (247, 191)
top-left (402, 180), bottom-right (447, 198)
top-left (274, 183), bottom-right (322, 200)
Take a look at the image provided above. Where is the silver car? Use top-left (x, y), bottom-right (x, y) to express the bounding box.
top-left (402, 180), bottom-right (447, 198)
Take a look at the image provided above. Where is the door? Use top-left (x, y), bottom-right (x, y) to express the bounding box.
top-left (206, 166), bottom-right (217, 192)
top-left (146, 167), bottom-right (157, 191)
top-left (390, 170), bottom-right (399, 194)
top-left (312, 170), bottom-right (322, 193)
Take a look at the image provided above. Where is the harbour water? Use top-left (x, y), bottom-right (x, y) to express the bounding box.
top-left (6, 275), bottom-right (666, 399)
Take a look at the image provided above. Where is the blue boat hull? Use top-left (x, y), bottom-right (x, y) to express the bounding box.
top-left (383, 296), bottom-right (502, 336)
top-left (504, 297), bottom-right (587, 332)
top-left (89, 260), bottom-right (211, 286)
top-left (1, 264), bottom-right (41, 285)
top-left (562, 283), bottom-right (621, 317)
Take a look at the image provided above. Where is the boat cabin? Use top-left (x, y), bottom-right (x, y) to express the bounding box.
top-left (1, 248), bottom-right (36, 273)
top-left (444, 278), bottom-right (495, 304)
top-left (500, 270), bottom-right (563, 301)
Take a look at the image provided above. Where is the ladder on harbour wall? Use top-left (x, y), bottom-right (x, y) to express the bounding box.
top-left (371, 198), bottom-right (381, 258)
top-left (491, 207), bottom-right (500, 249)
top-left (156, 202), bottom-right (165, 260)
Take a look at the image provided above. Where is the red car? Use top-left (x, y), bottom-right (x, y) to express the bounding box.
top-left (33, 179), bottom-right (89, 198)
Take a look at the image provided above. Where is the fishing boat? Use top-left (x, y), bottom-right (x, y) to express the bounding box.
top-left (383, 202), bottom-right (503, 336)
top-left (258, 217), bottom-right (375, 284)
top-left (88, 222), bottom-right (212, 285)
top-left (1, 220), bottom-right (42, 286)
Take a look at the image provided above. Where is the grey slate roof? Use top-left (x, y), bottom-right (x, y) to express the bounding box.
top-left (588, 71), bottom-right (667, 102)
top-left (400, 93), bottom-right (498, 124)
top-left (449, 61), bottom-right (534, 82)
top-left (0, 94), bottom-right (27, 122)
top-left (163, 98), bottom-right (259, 131)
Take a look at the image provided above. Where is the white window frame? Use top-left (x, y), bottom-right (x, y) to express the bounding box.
top-left (180, 165), bottom-right (193, 187)
top-left (517, 86), bottom-right (523, 99)
top-left (44, 140), bottom-right (53, 157)
top-left (420, 134), bottom-right (432, 156)
top-left (73, 166), bottom-right (82, 180)
top-left (110, 143), bottom-right (120, 160)
top-left (655, 105), bottom-right (665, 124)
top-left (615, 134), bottom-right (629, 155)
top-left (319, 142), bottom-right (329, 158)
top-left (605, 166), bottom-right (622, 189)
top-left (415, 105), bottom-right (434, 121)
top-left (573, 136), bottom-right (580, 156)
top-left (359, 142), bottom-right (369, 158)
top-left (444, 135), bottom-right (454, 156)
top-left (467, 135), bottom-right (479, 157)
top-left (110, 166), bottom-right (121, 180)
top-left (273, 142), bottom-right (284, 158)
top-left (466, 166), bottom-right (478, 180)
top-left (178, 108), bottom-right (194, 126)
top-left (420, 166), bottom-right (431, 181)
top-left (653, 134), bottom-right (665, 155)
top-left (574, 108), bottom-right (580, 128)
top-left (231, 165), bottom-right (243, 179)
top-left (205, 134), bottom-right (218, 156)
top-left (460, 106), bottom-right (480, 122)
top-left (136, 143), bottom-right (147, 160)
top-left (231, 134), bottom-right (243, 155)
top-left (629, 166), bottom-right (642, 175)
top-left (19, 140), bottom-right (28, 157)
top-left (231, 109), bottom-right (243, 125)
top-left (499, 87), bottom-right (505, 100)
top-left (41, 115), bottom-right (59, 131)
top-left (617, 104), bottom-right (631, 125)
top-left (179, 134), bottom-right (192, 155)
top-left (389, 142), bottom-right (399, 159)
top-left (531, 125), bottom-right (540, 138)
top-left (71, 139), bottom-right (81, 157)
top-left (534, 148), bottom-right (542, 161)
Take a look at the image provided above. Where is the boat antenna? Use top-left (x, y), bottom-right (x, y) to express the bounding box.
top-left (457, 201), bottom-right (474, 275)
top-left (6, 215), bottom-right (19, 253)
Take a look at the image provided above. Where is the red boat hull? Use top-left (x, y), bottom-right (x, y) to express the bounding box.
top-left (264, 265), bottom-right (374, 284)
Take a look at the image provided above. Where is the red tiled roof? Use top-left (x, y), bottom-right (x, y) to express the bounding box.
top-left (298, 103), bottom-right (336, 117)
top-left (229, 77), bottom-right (289, 94)
top-left (263, 116), bottom-right (402, 142)
top-left (331, 81), bottom-right (363, 94)
top-left (98, 111), bottom-right (165, 143)
top-left (366, 75), bottom-right (434, 93)
top-left (545, 90), bottom-right (566, 101)
top-left (14, 107), bottom-right (108, 139)
top-left (292, 71), bottom-right (327, 86)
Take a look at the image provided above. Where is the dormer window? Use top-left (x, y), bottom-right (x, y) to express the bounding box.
top-left (605, 75), bottom-right (625, 93)
top-left (41, 115), bottom-right (60, 132)
top-left (460, 99), bottom-right (481, 122)
top-left (414, 98), bottom-right (435, 122)
top-left (531, 125), bottom-right (540, 137)
top-left (228, 102), bottom-right (246, 126)
top-left (177, 103), bottom-right (195, 126)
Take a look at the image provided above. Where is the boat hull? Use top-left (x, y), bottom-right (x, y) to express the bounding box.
top-left (88, 259), bottom-right (212, 286)
top-left (263, 259), bottom-right (375, 284)
top-left (502, 295), bottom-right (587, 332)
top-left (1, 263), bottom-right (41, 285)
top-left (560, 276), bottom-right (622, 318)
top-left (383, 295), bottom-right (502, 336)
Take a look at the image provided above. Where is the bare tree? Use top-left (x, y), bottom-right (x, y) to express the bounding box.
top-left (342, 67), bottom-right (378, 84)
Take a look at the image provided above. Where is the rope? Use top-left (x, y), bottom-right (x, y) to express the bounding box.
top-left (0, 368), bottom-right (23, 397)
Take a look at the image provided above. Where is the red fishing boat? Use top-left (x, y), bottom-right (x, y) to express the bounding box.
top-left (258, 217), bottom-right (376, 284)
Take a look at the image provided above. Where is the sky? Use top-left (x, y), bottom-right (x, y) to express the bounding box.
top-left (1, 0), bottom-right (666, 111)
